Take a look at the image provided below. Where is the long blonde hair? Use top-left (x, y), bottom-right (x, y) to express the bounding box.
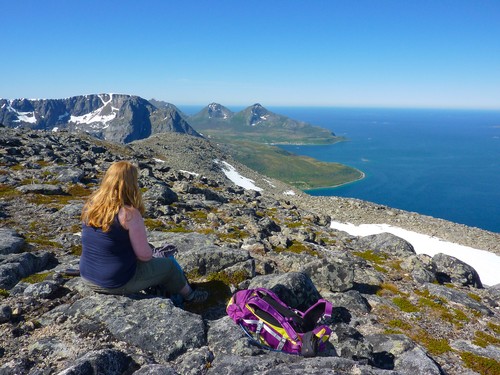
top-left (81, 161), bottom-right (145, 232)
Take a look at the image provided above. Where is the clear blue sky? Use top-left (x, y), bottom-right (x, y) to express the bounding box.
top-left (2, 0), bottom-right (499, 109)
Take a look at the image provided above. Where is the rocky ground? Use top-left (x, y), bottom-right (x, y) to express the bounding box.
top-left (0, 126), bottom-right (499, 375)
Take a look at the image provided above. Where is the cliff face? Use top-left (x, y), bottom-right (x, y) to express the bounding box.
top-left (0, 127), bottom-right (499, 374)
top-left (0, 94), bottom-right (201, 143)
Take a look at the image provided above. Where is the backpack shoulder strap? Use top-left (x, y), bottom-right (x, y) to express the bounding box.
top-left (301, 299), bottom-right (333, 330)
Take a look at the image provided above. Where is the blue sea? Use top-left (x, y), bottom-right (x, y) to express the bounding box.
top-left (272, 107), bottom-right (500, 234)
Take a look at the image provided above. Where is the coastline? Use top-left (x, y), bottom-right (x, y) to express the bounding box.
top-left (303, 169), bottom-right (366, 192)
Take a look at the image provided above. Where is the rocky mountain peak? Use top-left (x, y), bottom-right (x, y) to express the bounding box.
top-left (207, 103), bottom-right (233, 120)
top-left (0, 94), bottom-right (200, 144)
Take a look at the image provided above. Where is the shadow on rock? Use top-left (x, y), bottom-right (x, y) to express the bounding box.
top-left (184, 280), bottom-right (232, 319)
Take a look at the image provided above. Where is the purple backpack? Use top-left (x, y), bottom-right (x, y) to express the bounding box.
top-left (226, 288), bottom-right (333, 357)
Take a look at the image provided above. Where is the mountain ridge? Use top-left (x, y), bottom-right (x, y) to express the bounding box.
top-left (2, 94), bottom-right (341, 145)
top-left (0, 94), bottom-right (201, 143)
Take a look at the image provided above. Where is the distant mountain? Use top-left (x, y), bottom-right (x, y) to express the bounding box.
top-left (0, 94), bottom-right (201, 143)
top-left (188, 103), bottom-right (340, 144)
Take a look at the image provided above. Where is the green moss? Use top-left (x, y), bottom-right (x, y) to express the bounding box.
top-left (467, 292), bottom-right (482, 302)
top-left (451, 308), bottom-right (470, 323)
top-left (22, 272), bottom-right (53, 284)
top-left (387, 319), bottom-right (413, 331)
top-left (27, 194), bottom-right (74, 206)
top-left (353, 250), bottom-right (387, 265)
top-left (392, 297), bottom-right (419, 313)
top-left (376, 283), bottom-right (402, 297)
top-left (11, 164), bottom-right (24, 171)
top-left (207, 269), bottom-right (249, 286)
top-left (284, 221), bottom-right (305, 229)
top-left (473, 331), bottom-right (500, 348)
top-left (374, 264), bottom-right (387, 273)
top-left (487, 322), bottom-right (500, 335)
top-left (0, 184), bottom-right (21, 198)
top-left (0, 289), bottom-right (10, 298)
top-left (186, 269), bottom-right (203, 281)
top-left (460, 351), bottom-right (500, 375)
top-left (412, 330), bottom-right (451, 355)
top-left (67, 184), bottom-right (92, 197)
top-left (418, 296), bottom-right (447, 310)
top-left (274, 240), bottom-right (318, 257)
top-left (217, 227), bottom-right (249, 242)
top-left (143, 218), bottom-right (165, 231)
top-left (26, 235), bottom-right (62, 248)
top-left (70, 245), bottom-right (82, 256)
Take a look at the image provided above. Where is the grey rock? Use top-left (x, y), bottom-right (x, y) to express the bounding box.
top-left (207, 354), bottom-right (400, 375)
top-left (143, 183), bottom-right (178, 205)
top-left (208, 316), bottom-right (263, 357)
top-left (400, 254), bottom-right (437, 284)
top-left (57, 349), bottom-right (132, 375)
top-left (451, 339), bottom-right (500, 362)
top-left (301, 258), bottom-right (355, 293)
top-left (57, 294), bottom-right (206, 363)
top-left (331, 323), bottom-right (374, 363)
top-left (327, 290), bottom-right (372, 315)
top-left (432, 253), bottom-right (483, 288)
top-left (23, 280), bottom-right (60, 298)
top-left (133, 364), bottom-right (178, 375)
top-left (365, 334), bottom-right (443, 375)
top-left (16, 183), bottom-right (64, 195)
top-left (174, 347), bottom-right (214, 375)
top-left (47, 166), bottom-right (85, 183)
top-left (0, 228), bottom-right (25, 255)
top-left (424, 283), bottom-right (492, 316)
top-left (0, 304), bottom-right (12, 323)
top-left (0, 251), bottom-right (57, 289)
top-left (486, 283), bottom-right (500, 303)
top-left (357, 232), bottom-right (416, 258)
top-left (177, 246), bottom-right (251, 277)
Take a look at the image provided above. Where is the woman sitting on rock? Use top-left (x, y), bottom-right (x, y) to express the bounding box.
top-left (80, 160), bottom-right (208, 303)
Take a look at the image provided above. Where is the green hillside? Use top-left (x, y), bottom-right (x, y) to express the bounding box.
top-left (219, 140), bottom-right (364, 190)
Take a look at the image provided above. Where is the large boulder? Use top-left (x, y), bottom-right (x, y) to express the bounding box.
top-left (365, 334), bottom-right (444, 375)
top-left (41, 294), bottom-right (207, 364)
top-left (431, 253), bottom-right (482, 288)
top-left (356, 232), bottom-right (416, 258)
top-left (0, 228), bottom-right (25, 255)
top-left (0, 251), bottom-right (57, 289)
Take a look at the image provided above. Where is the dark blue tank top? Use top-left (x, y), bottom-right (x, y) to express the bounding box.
top-left (80, 215), bottom-right (137, 288)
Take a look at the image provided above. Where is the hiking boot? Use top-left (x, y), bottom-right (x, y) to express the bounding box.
top-left (185, 288), bottom-right (208, 303)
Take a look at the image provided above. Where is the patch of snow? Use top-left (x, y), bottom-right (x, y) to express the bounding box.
top-left (179, 170), bottom-right (200, 177)
top-left (52, 127), bottom-right (59, 132)
top-left (263, 179), bottom-right (276, 188)
top-left (70, 108), bottom-right (116, 127)
top-left (216, 160), bottom-right (262, 191)
top-left (330, 221), bottom-right (500, 286)
top-left (58, 112), bottom-right (69, 121)
top-left (154, 158), bottom-right (165, 163)
top-left (283, 190), bottom-right (296, 196)
top-left (13, 111), bottom-right (37, 124)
